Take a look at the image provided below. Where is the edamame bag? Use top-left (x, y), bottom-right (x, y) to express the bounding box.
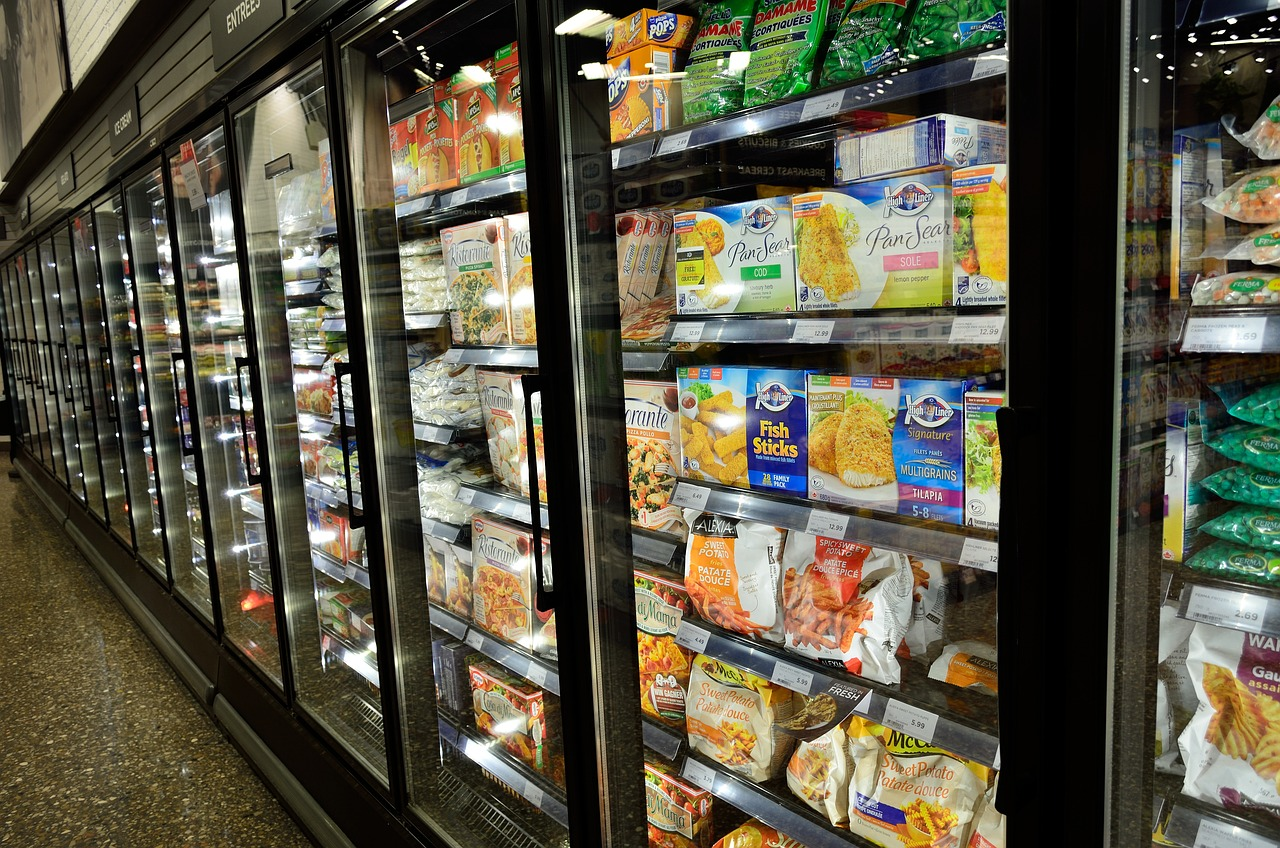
top-left (1206, 425), bottom-right (1280, 472)
top-left (1231, 383), bottom-right (1280, 426)
top-left (1186, 541), bottom-right (1280, 587)
top-left (903, 0), bottom-right (1006, 63)
top-left (1201, 466), bottom-right (1280, 508)
top-left (1202, 505), bottom-right (1280, 551)
top-left (743, 0), bottom-right (829, 107)
top-left (821, 0), bottom-right (910, 84)
top-left (683, 0), bottom-right (755, 123)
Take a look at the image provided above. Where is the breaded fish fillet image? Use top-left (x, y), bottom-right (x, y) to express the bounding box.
top-left (799, 204), bottom-right (860, 302)
top-left (809, 412), bottom-right (843, 476)
top-left (678, 226), bottom-right (730, 308)
top-left (836, 403), bottom-right (895, 488)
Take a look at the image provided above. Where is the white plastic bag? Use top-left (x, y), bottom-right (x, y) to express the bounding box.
top-left (1226, 96), bottom-right (1280, 160)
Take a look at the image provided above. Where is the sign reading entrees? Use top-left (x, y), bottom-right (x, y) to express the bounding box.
top-left (211, 0), bottom-right (284, 69)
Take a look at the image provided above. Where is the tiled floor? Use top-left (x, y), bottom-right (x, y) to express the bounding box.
top-left (0, 470), bottom-right (316, 848)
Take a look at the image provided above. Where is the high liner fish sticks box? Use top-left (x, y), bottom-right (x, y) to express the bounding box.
top-left (746, 368), bottom-right (812, 494)
top-left (893, 378), bottom-right (974, 525)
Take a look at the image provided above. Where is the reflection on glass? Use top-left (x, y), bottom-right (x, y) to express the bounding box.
top-left (24, 247), bottom-right (62, 477)
top-left (95, 192), bottom-right (167, 576)
top-left (236, 62), bottom-right (387, 778)
top-left (0, 264), bottom-right (31, 454)
top-left (40, 237), bottom-right (85, 502)
top-left (169, 123), bottom-right (281, 681)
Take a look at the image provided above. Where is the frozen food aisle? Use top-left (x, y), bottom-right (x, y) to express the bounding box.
top-left (0, 469), bottom-right (315, 848)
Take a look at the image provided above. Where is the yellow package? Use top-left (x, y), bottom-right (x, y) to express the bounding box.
top-left (608, 45), bottom-right (685, 142)
top-left (677, 366), bottom-right (747, 486)
top-left (686, 654), bottom-right (800, 782)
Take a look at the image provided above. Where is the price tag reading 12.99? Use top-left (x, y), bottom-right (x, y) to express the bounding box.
top-left (882, 698), bottom-right (938, 744)
top-left (793, 320), bottom-right (835, 343)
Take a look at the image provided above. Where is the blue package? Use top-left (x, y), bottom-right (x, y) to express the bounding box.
top-left (893, 378), bottom-right (974, 524)
top-left (747, 368), bottom-right (814, 494)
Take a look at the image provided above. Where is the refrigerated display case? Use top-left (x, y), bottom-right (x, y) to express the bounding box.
top-left (233, 58), bottom-right (388, 780)
top-left (167, 118), bottom-right (283, 680)
top-left (1117, 2), bottom-right (1280, 846)
top-left (23, 245), bottom-right (63, 479)
top-left (95, 190), bottom-right (169, 577)
top-left (39, 235), bottom-right (85, 503)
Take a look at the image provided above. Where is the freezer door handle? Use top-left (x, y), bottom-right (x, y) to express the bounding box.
top-left (333, 361), bottom-right (363, 529)
top-left (519, 373), bottom-right (553, 610)
top-left (233, 356), bottom-right (262, 485)
top-left (77, 345), bottom-right (92, 413)
top-left (59, 343), bottom-right (73, 404)
top-left (99, 347), bottom-right (116, 423)
top-left (994, 404), bottom-right (1028, 816)
top-left (170, 353), bottom-right (193, 457)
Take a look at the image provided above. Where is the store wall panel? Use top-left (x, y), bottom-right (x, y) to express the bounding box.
top-left (137, 21), bottom-right (213, 113)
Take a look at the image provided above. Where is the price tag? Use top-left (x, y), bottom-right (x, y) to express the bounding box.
top-left (958, 538), bottom-right (1000, 572)
top-left (681, 758), bottom-right (716, 792)
top-left (992, 744), bottom-right (1001, 771)
top-left (456, 486), bottom-right (476, 505)
top-left (800, 91), bottom-right (845, 123)
top-left (525, 661), bottom-right (548, 688)
top-left (452, 188), bottom-right (470, 205)
top-left (465, 628), bottom-right (485, 649)
top-left (970, 47), bottom-right (1008, 82)
top-left (1186, 586), bottom-right (1269, 634)
top-left (675, 621), bottom-right (710, 653)
top-left (806, 509), bottom-right (850, 539)
top-left (793, 320), bottom-right (835, 343)
top-left (670, 483), bottom-right (710, 511)
top-left (658, 132), bottom-right (691, 156)
top-left (442, 347), bottom-right (463, 363)
top-left (1183, 316), bottom-right (1268, 353)
top-left (1196, 818), bottom-right (1276, 848)
top-left (670, 322), bottom-right (705, 343)
top-left (949, 315), bottom-right (1006, 344)
top-left (522, 780), bottom-right (545, 808)
top-left (882, 698), bottom-right (938, 743)
top-left (771, 661), bottom-right (815, 694)
top-left (611, 148), bottom-right (621, 169)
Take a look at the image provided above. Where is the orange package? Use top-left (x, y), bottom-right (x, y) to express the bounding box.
top-left (607, 45), bottom-right (686, 142)
top-left (683, 512), bottom-right (785, 642)
top-left (712, 821), bottom-right (806, 848)
top-left (645, 760), bottom-right (713, 848)
top-left (494, 42), bottom-right (524, 172)
top-left (454, 61), bottom-right (501, 183)
top-left (417, 82), bottom-right (457, 192)
top-left (606, 9), bottom-right (697, 58)
top-left (635, 569), bottom-right (693, 728)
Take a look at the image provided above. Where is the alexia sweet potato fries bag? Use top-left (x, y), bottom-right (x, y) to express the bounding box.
top-left (684, 511), bottom-right (786, 642)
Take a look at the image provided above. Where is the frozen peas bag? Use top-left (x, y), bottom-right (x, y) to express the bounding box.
top-left (1190, 272), bottom-right (1280, 306)
top-left (742, 0), bottom-right (829, 107)
top-left (821, 0), bottom-right (910, 84)
top-left (1201, 505), bottom-right (1280, 551)
top-left (682, 0), bottom-right (754, 123)
top-left (1201, 466), bottom-right (1280, 508)
top-left (1185, 540), bottom-right (1280, 587)
top-left (1200, 225), bottom-right (1280, 266)
top-left (1231, 383), bottom-right (1280, 427)
top-left (1203, 167), bottom-right (1280, 223)
top-left (1207, 425), bottom-right (1280, 472)
top-left (1225, 94), bottom-right (1280, 160)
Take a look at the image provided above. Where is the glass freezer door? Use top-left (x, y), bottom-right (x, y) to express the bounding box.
top-left (1, 262), bottom-right (30, 451)
top-left (71, 210), bottom-right (132, 538)
top-left (7, 256), bottom-right (41, 465)
top-left (95, 191), bottom-right (168, 577)
top-left (167, 120), bottom-right (282, 683)
top-left (22, 246), bottom-right (60, 477)
top-left (40, 235), bottom-right (86, 504)
top-left (234, 60), bottom-right (387, 779)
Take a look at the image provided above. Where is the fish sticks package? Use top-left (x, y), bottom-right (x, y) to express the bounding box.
top-left (682, 0), bottom-right (754, 124)
top-left (747, 368), bottom-right (811, 494)
top-left (808, 375), bottom-right (900, 511)
top-left (677, 366), bottom-right (750, 487)
top-left (953, 164), bottom-right (1008, 306)
top-left (684, 511), bottom-right (786, 642)
top-left (902, 0), bottom-right (1006, 63)
top-left (781, 531), bottom-right (915, 683)
top-left (821, 0), bottom-right (911, 85)
top-left (675, 197), bottom-right (796, 315)
top-left (742, 0), bottom-right (829, 108)
top-left (894, 379), bottom-right (974, 525)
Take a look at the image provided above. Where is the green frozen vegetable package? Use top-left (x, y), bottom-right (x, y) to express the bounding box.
top-left (1201, 466), bottom-right (1280, 508)
top-left (682, 0), bottom-right (755, 123)
top-left (1230, 383), bottom-right (1280, 426)
top-left (821, 0), bottom-right (910, 85)
top-left (1186, 540), bottom-right (1280, 586)
top-left (903, 0), bottom-right (1006, 63)
top-left (1206, 425), bottom-right (1280, 472)
top-left (743, 0), bottom-right (830, 107)
top-left (1201, 506), bottom-right (1280, 551)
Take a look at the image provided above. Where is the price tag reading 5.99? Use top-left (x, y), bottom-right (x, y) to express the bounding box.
top-left (882, 698), bottom-right (938, 744)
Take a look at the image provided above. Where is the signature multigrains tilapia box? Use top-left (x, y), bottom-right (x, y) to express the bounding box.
top-left (893, 378), bottom-right (974, 525)
top-left (747, 368), bottom-right (812, 494)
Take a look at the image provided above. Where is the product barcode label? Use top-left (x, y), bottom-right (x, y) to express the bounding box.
top-left (1195, 818), bottom-right (1276, 848)
top-left (958, 538), bottom-right (1000, 572)
top-left (522, 780), bottom-right (545, 808)
top-left (800, 91), bottom-right (845, 123)
top-left (1182, 316), bottom-right (1268, 353)
top-left (949, 315), bottom-right (1006, 344)
top-left (670, 322), bottom-right (705, 343)
top-left (670, 483), bottom-right (710, 510)
top-left (681, 758), bottom-right (716, 791)
top-left (658, 132), bottom-right (691, 156)
top-left (465, 628), bottom-right (485, 649)
top-left (806, 509), bottom-right (850, 539)
top-left (793, 320), bottom-right (835, 343)
top-left (675, 621), bottom-right (710, 653)
top-left (771, 661), bottom-right (815, 694)
top-left (970, 47), bottom-right (1008, 81)
top-left (882, 699), bottom-right (938, 744)
top-left (442, 347), bottom-right (463, 363)
top-left (1185, 585), bottom-right (1269, 634)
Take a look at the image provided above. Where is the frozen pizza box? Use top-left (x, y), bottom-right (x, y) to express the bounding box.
top-left (893, 378), bottom-right (974, 525)
top-left (505, 212), bottom-right (536, 345)
top-left (807, 375), bottom-right (900, 511)
top-left (674, 196), bottom-right (797, 315)
top-left (676, 366), bottom-right (749, 487)
top-left (795, 171), bottom-right (956, 310)
top-left (963, 391), bottom-right (1003, 531)
top-left (746, 368), bottom-right (812, 495)
top-left (606, 9), bottom-right (697, 58)
top-left (624, 380), bottom-right (686, 537)
top-left (471, 516), bottom-right (554, 654)
top-left (443, 218), bottom-right (510, 345)
top-left (453, 61), bottom-right (501, 184)
top-left (834, 114), bottom-right (1007, 183)
top-left (494, 43), bottom-right (525, 172)
top-left (469, 658), bottom-right (549, 770)
top-left (644, 759), bottom-right (713, 846)
top-left (477, 369), bottom-right (529, 493)
top-left (953, 163), bottom-right (1008, 306)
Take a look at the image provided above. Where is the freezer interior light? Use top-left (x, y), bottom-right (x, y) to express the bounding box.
top-left (459, 64), bottom-right (494, 85)
top-left (555, 9), bottom-right (614, 36)
top-left (727, 51), bottom-right (752, 73)
top-left (578, 62), bottom-right (609, 80)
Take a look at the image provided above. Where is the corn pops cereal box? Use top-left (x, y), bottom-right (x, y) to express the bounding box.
top-left (494, 43), bottom-right (524, 172)
top-left (674, 197), bottom-right (796, 315)
top-left (644, 759), bottom-right (714, 847)
top-left (794, 169), bottom-right (954, 310)
top-left (453, 61), bottom-right (501, 184)
top-left (893, 378), bottom-right (974, 525)
top-left (417, 85), bottom-right (458, 192)
top-left (625, 380), bottom-right (686, 536)
top-left (469, 659), bottom-right (548, 770)
top-left (808, 375), bottom-right (899, 511)
top-left (606, 9), bottom-right (697, 58)
top-left (963, 391), bottom-right (1003, 531)
top-left (747, 368), bottom-right (811, 495)
top-left (608, 45), bottom-right (686, 142)
top-left (953, 164), bottom-right (1008, 306)
top-left (676, 366), bottom-right (749, 487)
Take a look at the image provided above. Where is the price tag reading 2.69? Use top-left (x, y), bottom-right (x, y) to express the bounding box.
top-left (1185, 585), bottom-right (1269, 634)
top-left (1182, 316), bottom-right (1268, 353)
top-left (882, 698), bottom-right (938, 744)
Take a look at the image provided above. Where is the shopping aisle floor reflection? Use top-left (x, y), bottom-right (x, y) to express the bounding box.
top-left (0, 472), bottom-right (316, 848)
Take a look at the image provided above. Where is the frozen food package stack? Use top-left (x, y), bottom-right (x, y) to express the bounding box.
top-left (634, 569), bottom-right (694, 728)
top-left (453, 60), bottom-right (501, 184)
top-left (685, 653), bottom-right (800, 782)
top-left (644, 759), bottom-right (713, 848)
top-left (900, 0), bottom-right (1007, 64)
top-left (605, 11), bottom-right (695, 142)
top-left (409, 353), bottom-right (482, 429)
top-left (399, 236), bottom-right (447, 313)
top-left (616, 208), bottom-right (674, 319)
top-left (417, 81), bottom-right (458, 193)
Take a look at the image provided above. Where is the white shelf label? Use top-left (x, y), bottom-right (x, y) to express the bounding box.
top-left (1183, 316), bottom-right (1268, 353)
top-left (793, 320), bottom-right (835, 343)
top-left (611, 148), bottom-right (621, 169)
top-left (1196, 818), bottom-right (1275, 848)
top-left (949, 315), bottom-right (1006, 344)
top-left (442, 347), bottom-right (463, 363)
top-left (882, 698), bottom-right (938, 744)
top-left (671, 483), bottom-right (710, 511)
top-left (805, 509), bottom-right (850, 539)
top-left (970, 47), bottom-right (1008, 81)
top-left (670, 322), bottom-right (705, 343)
top-left (465, 628), bottom-right (485, 650)
top-left (1186, 585), bottom-right (1269, 634)
top-left (993, 744), bottom-right (1001, 771)
top-left (658, 132), bottom-right (691, 156)
top-left (344, 563), bottom-right (358, 581)
top-left (522, 780), bottom-right (545, 808)
top-left (800, 91), bottom-right (845, 123)
top-left (456, 486), bottom-right (476, 505)
top-left (675, 621), bottom-right (710, 653)
top-left (771, 661), bottom-right (815, 694)
top-left (681, 758), bottom-right (716, 792)
top-left (525, 661), bottom-right (548, 688)
top-left (452, 188), bottom-right (470, 205)
top-left (958, 538), bottom-right (1000, 571)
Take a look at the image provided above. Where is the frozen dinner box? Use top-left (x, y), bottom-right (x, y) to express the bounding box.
top-left (606, 9), bottom-right (697, 57)
top-left (505, 212), bottom-right (536, 345)
top-left (674, 196), bottom-right (796, 315)
top-left (417, 85), bottom-right (458, 192)
top-left (963, 390), bottom-right (1003, 530)
top-left (389, 117), bottom-right (419, 199)
top-left (453, 61), bottom-right (501, 184)
top-left (477, 369), bottom-right (529, 492)
top-left (635, 569), bottom-right (694, 728)
top-left (808, 375), bottom-right (899, 511)
top-left (470, 516), bottom-right (553, 654)
top-left (443, 218), bottom-right (510, 345)
top-left (624, 379), bottom-right (685, 536)
top-left (677, 366), bottom-right (749, 487)
top-left (953, 163), bottom-right (1008, 306)
top-left (894, 378), bottom-right (974, 525)
top-left (494, 43), bottom-right (524, 171)
top-left (644, 759), bottom-right (713, 847)
top-left (468, 659), bottom-right (549, 771)
top-left (834, 113), bottom-right (1007, 182)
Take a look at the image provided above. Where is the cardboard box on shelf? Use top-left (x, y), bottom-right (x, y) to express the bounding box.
top-left (505, 212), bottom-right (536, 344)
top-left (607, 45), bottom-right (687, 142)
top-left (624, 380), bottom-right (685, 536)
top-left (389, 117), bottom-right (419, 199)
top-left (494, 43), bottom-right (524, 172)
top-left (953, 163), bottom-right (1008, 306)
top-left (807, 375), bottom-right (900, 511)
top-left (746, 368), bottom-right (812, 495)
top-left (893, 378), bottom-right (975, 525)
top-left (417, 83), bottom-right (458, 192)
top-left (469, 659), bottom-right (549, 770)
top-left (443, 217), bottom-right (510, 344)
top-left (674, 196), bottom-right (796, 315)
top-left (834, 114), bottom-right (1007, 183)
top-left (963, 391), bottom-right (1004, 531)
top-left (471, 516), bottom-right (555, 657)
top-left (453, 61), bottom-right (501, 184)
top-left (606, 9), bottom-right (696, 58)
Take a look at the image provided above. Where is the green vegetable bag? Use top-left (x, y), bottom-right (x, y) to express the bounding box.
top-left (1230, 383), bottom-right (1280, 426)
top-left (1206, 425), bottom-right (1280, 472)
top-left (683, 0), bottom-right (756, 123)
top-left (1201, 466), bottom-right (1280, 508)
top-left (821, 0), bottom-right (911, 85)
top-left (1186, 540), bottom-right (1280, 586)
top-left (1202, 506), bottom-right (1280, 551)
top-left (902, 0), bottom-right (1007, 63)
top-left (743, 0), bottom-right (830, 107)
